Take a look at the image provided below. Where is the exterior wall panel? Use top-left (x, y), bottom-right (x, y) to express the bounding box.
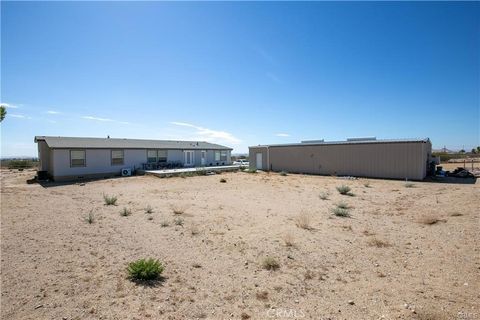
top-left (249, 147), bottom-right (268, 170)
top-left (37, 140), bottom-right (50, 171)
top-left (52, 149), bottom-right (147, 178)
top-left (250, 141), bottom-right (431, 180)
top-left (49, 148), bottom-right (233, 181)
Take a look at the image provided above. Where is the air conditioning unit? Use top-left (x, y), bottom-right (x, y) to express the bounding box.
top-left (121, 168), bottom-right (132, 177)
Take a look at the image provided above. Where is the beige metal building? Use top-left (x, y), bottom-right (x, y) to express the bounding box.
top-left (249, 138), bottom-right (432, 180)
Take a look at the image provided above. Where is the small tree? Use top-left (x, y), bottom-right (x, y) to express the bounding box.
top-left (0, 105), bottom-right (6, 122)
top-left (471, 148), bottom-right (477, 154)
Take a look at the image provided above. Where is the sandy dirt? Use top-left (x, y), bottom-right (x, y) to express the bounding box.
top-left (1, 169), bottom-right (479, 320)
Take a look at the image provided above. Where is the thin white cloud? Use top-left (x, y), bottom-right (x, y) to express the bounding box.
top-left (170, 121), bottom-right (241, 145)
top-left (82, 116), bottom-right (114, 122)
top-left (276, 133), bottom-right (290, 137)
top-left (1, 102), bottom-right (19, 109)
top-left (10, 114), bottom-right (26, 118)
top-left (46, 110), bottom-right (60, 114)
top-left (82, 115), bottom-right (130, 125)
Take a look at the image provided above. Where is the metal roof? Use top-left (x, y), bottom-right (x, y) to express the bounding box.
top-left (35, 136), bottom-right (232, 150)
top-left (250, 138), bottom-right (430, 148)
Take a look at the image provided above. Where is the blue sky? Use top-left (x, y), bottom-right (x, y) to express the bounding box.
top-left (1, 1), bottom-right (479, 156)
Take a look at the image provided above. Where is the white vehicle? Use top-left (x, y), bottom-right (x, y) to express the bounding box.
top-left (233, 159), bottom-right (249, 166)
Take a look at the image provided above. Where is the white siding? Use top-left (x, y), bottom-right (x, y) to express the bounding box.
top-left (52, 149), bottom-right (147, 178)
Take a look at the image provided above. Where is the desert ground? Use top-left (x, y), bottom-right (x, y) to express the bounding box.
top-left (1, 169), bottom-right (479, 320)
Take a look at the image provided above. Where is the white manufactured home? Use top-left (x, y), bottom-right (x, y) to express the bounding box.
top-left (35, 136), bottom-right (233, 181)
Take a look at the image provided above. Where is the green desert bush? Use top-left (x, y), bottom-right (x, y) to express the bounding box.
top-left (173, 217), bottom-right (184, 226)
top-left (160, 220), bottom-right (170, 227)
top-left (6, 160), bottom-right (36, 169)
top-left (336, 201), bottom-right (349, 209)
top-left (319, 192), bottom-right (329, 200)
top-left (120, 207), bottom-right (132, 217)
top-left (127, 258), bottom-right (164, 281)
top-left (332, 207), bottom-right (350, 217)
top-left (103, 194), bottom-right (118, 205)
top-left (405, 182), bottom-right (415, 188)
top-left (279, 171), bottom-right (288, 176)
top-left (220, 178), bottom-right (227, 183)
top-left (336, 185), bottom-right (353, 196)
top-left (85, 211), bottom-right (95, 224)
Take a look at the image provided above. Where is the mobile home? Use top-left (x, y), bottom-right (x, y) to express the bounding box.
top-left (35, 136), bottom-right (233, 181)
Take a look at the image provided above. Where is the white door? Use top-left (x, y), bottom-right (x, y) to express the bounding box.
top-left (184, 150), bottom-right (194, 167)
top-left (256, 153), bottom-right (263, 170)
top-left (201, 151), bottom-right (206, 166)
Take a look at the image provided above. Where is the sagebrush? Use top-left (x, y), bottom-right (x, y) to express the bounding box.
top-left (332, 207), bottom-right (350, 217)
top-left (103, 194), bottom-right (117, 205)
top-left (336, 185), bottom-right (353, 196)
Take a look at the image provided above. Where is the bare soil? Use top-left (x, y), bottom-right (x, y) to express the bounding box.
top-left (1, 169), bottom-right (479, 320)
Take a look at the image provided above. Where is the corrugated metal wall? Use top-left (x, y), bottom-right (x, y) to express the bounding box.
top-left (249, 141), bottom-right (431, 180)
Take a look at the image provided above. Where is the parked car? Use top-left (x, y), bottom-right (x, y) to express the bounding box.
top-left (233, 159), bottom-right (249, 166)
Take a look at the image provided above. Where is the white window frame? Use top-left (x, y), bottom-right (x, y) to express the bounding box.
top-left (147, 150), bottom-right (157, 163)
top-left (70, 150), bottom-right (86, 167)
top-left (111, 149), bottom-right (124, 166)
top-left (220, 150), bottom-right (227, 161)
top-left (157, 150), bottom-right (168, 163)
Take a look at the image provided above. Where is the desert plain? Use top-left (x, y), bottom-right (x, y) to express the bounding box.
top-left (1, 169), bottom-right (479, 320)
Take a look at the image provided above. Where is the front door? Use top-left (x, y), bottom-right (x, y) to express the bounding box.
top-left (184, 150), bottom-right (194, 167)
top-left (201, 151), bottom-right (206, 166)
top-left (256, 153), bottom-right (263, 170)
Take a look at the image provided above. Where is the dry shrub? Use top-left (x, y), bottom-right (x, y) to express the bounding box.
top-left (418, 216), bottom-right (445, 225)
top-left (294, 213), bottom-right (312, 230)
top-left (363, 230), bottom-right (375, 236)
top-left (282, 233), bottom-right (295, 247)
top-left (190, 225), bottom-right (200, 235)
top-left (241, 312), bottom-right (251, 320)
top-left (172, 206), bottom-right (185, 215)
top-left (368, 238), bottom-right (391, 248)
top-left (262, 257), bottom-right (280, 270)
top-left (304, 269), bottom-right (315, 280)
top-left (255, 291), bottom-right (269, 301)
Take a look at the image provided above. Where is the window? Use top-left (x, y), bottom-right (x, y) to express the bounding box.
top-left (215, 151), bottom-right (220, 161)
top-left (147, 150), bottom-right (157, 163)
top-left (157, 150), bottom-right (167, 163)
top-left (147, 150), bottom-right (168, 163)
top-left (220, 151), bottom-right (227, 161)
top-left (70, 150), bottom-right (86, 167)
top-left (111, 150), bottom-right (124, 166)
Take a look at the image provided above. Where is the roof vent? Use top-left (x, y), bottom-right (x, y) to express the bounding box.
top-left (301, 139), bottom-right (324, 144)
top-left (346, 137), bottom-right (376, 142)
